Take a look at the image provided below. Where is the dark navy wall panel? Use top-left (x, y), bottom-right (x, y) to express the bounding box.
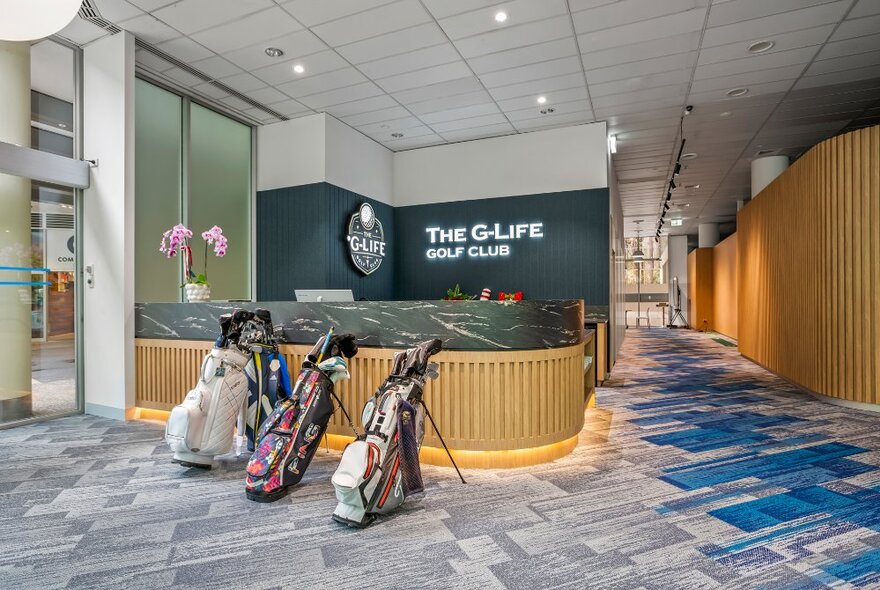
top-left (257, 182), bottom-right (394, 301)
top-left (393, 189), bottom-right (610, 305)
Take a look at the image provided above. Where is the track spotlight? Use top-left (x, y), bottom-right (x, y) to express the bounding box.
top-left (666, 192), bottom-right (672, 201)
top-left (673, 162), bottom-right (682, 176)
top-left (663, 202), bottom-right (670, 211)
top-left (670, 179), bottom-right (677, 191)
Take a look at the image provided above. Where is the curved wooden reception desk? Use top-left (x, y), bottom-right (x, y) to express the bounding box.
top-left (135, 300), bottom-right (595, 468)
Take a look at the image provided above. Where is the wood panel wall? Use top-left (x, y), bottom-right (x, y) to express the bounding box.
top-left (687, 248), bottom-right (714, 331)
top-left (136, 336), bottom-right (594, 456)
top-left (713, 233), bottom-right (738, 340)
top-left (738, 125), bottom-right (880, 405)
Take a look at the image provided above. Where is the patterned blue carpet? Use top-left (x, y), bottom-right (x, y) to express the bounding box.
top-left (1, 329), bottom-right (878, 588)
top-left (607, 329), bottom-right (880, 588)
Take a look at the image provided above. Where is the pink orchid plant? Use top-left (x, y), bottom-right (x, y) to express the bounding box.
top-left (159, 223), bottom-right (227, 286)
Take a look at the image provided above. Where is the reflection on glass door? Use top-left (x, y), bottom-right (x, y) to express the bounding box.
top-left (0, 38), bottom-right (79, 426)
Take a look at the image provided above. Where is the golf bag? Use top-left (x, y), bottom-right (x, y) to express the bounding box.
top-left (242, 344), bottom-right (292, 451)
top-left (245, 333), bottom-right (358, 502)
top-left (332, 339), bottom-right (463, 528)
top-left (165, 309), bottom-right (275, 468)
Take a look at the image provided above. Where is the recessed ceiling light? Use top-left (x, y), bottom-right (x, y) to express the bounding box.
top-left (539, 107), bottom-right (555, 115)
top-left (719, 111), bottom-right (732, 117)
top-left (748, 40), bottom-right (775, 54)
top-left (495, 11), bottom-right (508, 22)
top-left (293, 64), bottom-right (305, 74)
top-left (537, 95), bottom-right (547, 104)
top-left (391, 132), bottom-right (404, 138)
top-left (727, 87), bottom-right (749, 97)
top-left (58, 123), bottom-right (67, 128)
top-left (265, 47), bottom-right (284, 58)
top-left (681, 152), bottom-right (697, 160)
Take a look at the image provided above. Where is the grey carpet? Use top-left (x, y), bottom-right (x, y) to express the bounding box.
top-left (2, 330), bottom-right (879, 589)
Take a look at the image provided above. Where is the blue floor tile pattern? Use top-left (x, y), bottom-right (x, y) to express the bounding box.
top-left (1, 329), bottom-right (879, 588)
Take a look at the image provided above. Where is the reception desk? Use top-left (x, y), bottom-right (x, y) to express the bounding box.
top-left (135, 300), bottom-right (594, 468)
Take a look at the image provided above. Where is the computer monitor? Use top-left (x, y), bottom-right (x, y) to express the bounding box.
top-left (294, 289), bottom-right (355, 302)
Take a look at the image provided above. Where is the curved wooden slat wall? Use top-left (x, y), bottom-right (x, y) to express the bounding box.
top-left (738, 126), bottom-right (879, 405)
top-left (135, 335), bottom-right (594, 467)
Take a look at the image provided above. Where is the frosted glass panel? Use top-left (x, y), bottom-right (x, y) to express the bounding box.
top-left (135, 79), bottom-right (182, 302)
top-left (189, 103), bottom-right (251, 300)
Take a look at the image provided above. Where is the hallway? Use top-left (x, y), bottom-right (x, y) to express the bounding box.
top-left (1, 330), bottom-right (879, 589)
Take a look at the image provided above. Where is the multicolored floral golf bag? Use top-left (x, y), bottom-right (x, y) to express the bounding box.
top-left (245, 333), bottom-right (358, 502)
top-left (332, 339), bottom-right (463, 528)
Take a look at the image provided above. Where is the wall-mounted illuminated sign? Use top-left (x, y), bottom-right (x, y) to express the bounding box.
top-left (425, 222), bottom-right (543, 260)
top-left (346, 203), bottom-right (386, 275)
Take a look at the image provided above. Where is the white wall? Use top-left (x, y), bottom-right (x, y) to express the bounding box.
top-left (256, 113), bottom-right (325, 192)
top-left (82, 32), bottom-right (136, 420)
top-left (393, 122), bottom-right (608, 206)
top-left (325, 114), bottom-right (393, 205)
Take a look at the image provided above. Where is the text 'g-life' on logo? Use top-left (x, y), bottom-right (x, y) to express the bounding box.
top-left (346, 203), bottom-right (385, 275)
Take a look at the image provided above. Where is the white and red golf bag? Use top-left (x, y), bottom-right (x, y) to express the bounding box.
top-left (332, 339), bottom-right (464, 528)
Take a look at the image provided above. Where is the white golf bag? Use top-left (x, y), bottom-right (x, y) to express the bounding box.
top-left (332, 339), bottom-right (463, 528)
top-left (165, 347), bottom-right (250, 468)
top-left (165, 308), bottom-right (277, 468)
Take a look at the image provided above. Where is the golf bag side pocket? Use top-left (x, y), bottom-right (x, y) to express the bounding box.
top-left (332, 440), bottom-right (384, 524)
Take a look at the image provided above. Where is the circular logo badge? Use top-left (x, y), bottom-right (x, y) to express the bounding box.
top-left (359, 202), bottom-right (375, 230)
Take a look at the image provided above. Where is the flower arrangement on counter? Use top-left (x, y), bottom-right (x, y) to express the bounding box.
top-left (159, 223), bottom-right (227, 302)
top-left (498, 291), bottom-right (524, 303)
top-left (444, 284), bottom-right (471, 300)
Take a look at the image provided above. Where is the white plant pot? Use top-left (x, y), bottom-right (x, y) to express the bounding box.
top-left (185, 283), bottom-right (211, 302)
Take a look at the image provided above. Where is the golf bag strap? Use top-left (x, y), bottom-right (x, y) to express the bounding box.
top-left (328, 388), bottom-right (360, 438)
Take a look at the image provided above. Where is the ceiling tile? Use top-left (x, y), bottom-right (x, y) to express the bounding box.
top-left (577, 9), bottom-right (707, 53)
top-left (689, 65), bottom-right (805, 93)
top-left (422, 0), bottom-right (503, 20)
top-left (707, 0), bottom-right (841, 27)
top-left (702, 1), bottom-right (850, 47)
top-left (311, 0), bottom-right (431, 47)
top-left (222, 30), bottom-right (328, 71)
top-left (155, 37), bottom-right (214, 63)
top-left (437, 0), bottom-right (568, 41)
top-left (382, 133), bottom-right (446, 150)
top-left (479, 56), bottom-right (583, 88)
top-left (572, 0), bottom-right (707, 34)
top-left (696, 25), bottom-right (833, 65)
top-left (420, 102), bottom-right (501, 124)
top-left (586, 52), bottom-right (696, 85)
top-left (281, 0), bottom-right (397, 27)
top-left (127, 0), bottom-right (178, 11)
top-left (487, 72), bottom-right (585, 101)
top-left (220, 95), bottom-right (254, 111)
top-left (298, 81), bottom-right (385, 109)
top-left (152, 0), bottom-right (275, 35)
top-left (376, 61), bottom-right (473, 93)
top-left (323, 95), bottom-right (400, 117)
top-left (365, 123), bottom-right (437, 140)
top-left (589, 70), bottom-right (692, 98)
top-left (806, 50), bottom-right (880, 76)
top-left (454, 15), bottom-right (572, 58)
top-left (218, 71), bottom-right (266, 93)
top-left (496, 86), bottom-right (588, 111)
top-left (190, 7), bottom-right (302, 54)
top-left (251, 51), bottom-right (349, 86)
top-left (816, 33), bottom-right (880, 61)
top-left (359, 43), bottom-right (460, 79)
top-left (275, 67), bottom-right (367, 98)
top-left (830, 14), bottom-right (880, 42)
top-left (268, 98), bottom-right (311, 116)
top-left (694, 46), bottom-right (818, 80)
top-left (581, 32), bottom-right (700, 70)
top-left (164, 67), bottom-right (206, 87)
top-left (57, 17), bottom-right (110, 45)
top-left (342, 106), bottom-right (413, 127)
top-left (468, 37), bottom-right (578, 75)
top-left (189, 56), bottom-right (243, 79)
top-left (334, 23), bottom-right (447, 63)
top-left (245, 86), bottom-right (290, 104)
top-left (513, 108), bottom-right (595, 131)
top-left (392, 76), bottom-right (485, 105)
top-left (592, 84), bottom-right (688, 108)
top-left (440, 122), bottom-right (516, 143)
top-left (849, 0), bottom-right (880, 18)
top-left (93, 0), bottom-right (144, 22)
top-left (429, 113), bottom-right (509, 133)
top-left (505, 99), bottom-right (592, 121)
top-left (118, 13), bottom-right (181, 43)
top-left (407, 90), bottom-right (495, 115)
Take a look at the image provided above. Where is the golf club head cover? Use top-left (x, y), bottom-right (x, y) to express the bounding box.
top-left (332, 333), bottom-right (358, 359)
top-left (254, 308), bottom-right (272, 326)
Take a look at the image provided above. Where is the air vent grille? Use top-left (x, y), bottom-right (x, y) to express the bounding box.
top-left (135, 40), bottom-right (287, 122)
top-left (31, 213), bottom-right (43, 229)
top-left (46, 214), bottom-right (75, 229)
top-left (79, 0), bottom-right (121, 33)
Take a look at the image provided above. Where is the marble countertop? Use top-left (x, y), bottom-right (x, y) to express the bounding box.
top-left (135, 299), bottom-right (586, 351)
